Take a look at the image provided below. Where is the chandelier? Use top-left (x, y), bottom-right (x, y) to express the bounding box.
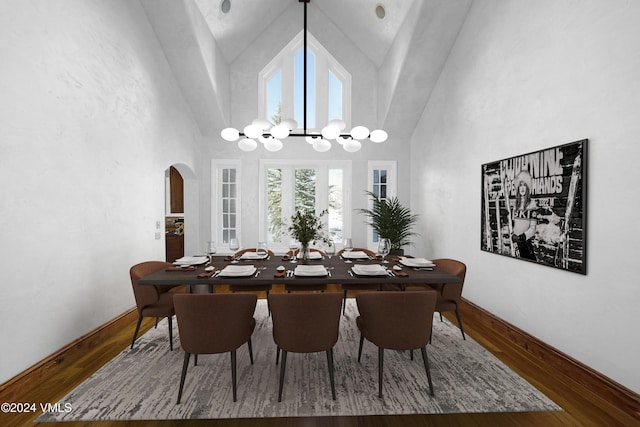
top-left (220, 0), bottom-right (388, 153)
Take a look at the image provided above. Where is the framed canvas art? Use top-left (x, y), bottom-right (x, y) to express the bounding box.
top-left (481, 139), bottom-right (587, 274)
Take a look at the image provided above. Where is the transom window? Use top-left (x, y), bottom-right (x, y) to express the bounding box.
top-left (259, 31), bottom-right (351, 130)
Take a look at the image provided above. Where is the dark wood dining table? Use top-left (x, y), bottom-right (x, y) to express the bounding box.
top-left (137, 254), bottom-right (461, 292)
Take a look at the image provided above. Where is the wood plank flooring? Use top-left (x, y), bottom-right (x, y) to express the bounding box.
top-left (3, 285), bottom-right (639, 427)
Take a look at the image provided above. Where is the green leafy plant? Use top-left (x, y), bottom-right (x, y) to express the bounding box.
top-left (358, 191), bottom-right (418, 250)
top-left (288, 208), bottom-right (330, 247)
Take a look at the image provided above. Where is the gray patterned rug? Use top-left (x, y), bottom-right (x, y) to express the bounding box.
top-left (38, 300), bottom-right (560, 422)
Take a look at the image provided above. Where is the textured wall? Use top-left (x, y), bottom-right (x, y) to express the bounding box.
top-left (411, 0), bottom-right (640, 392)
top-left (0, 0), bottom-right (201, 383)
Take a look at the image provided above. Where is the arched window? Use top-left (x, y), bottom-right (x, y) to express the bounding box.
top-left (259, 31), bottom-right (351, 130)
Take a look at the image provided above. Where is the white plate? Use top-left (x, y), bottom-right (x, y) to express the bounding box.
top-left (300, 251), bottom-right (323, 260)
top-left (294, 265), bottom-right (328, 276)
top-left (399, 257), bottom-right (436, 268)
top-left (352, 264), bottom-right (388, 276)
top-left (173, 256), bottom-right (208, 265)
top-left (239, 251), bottom-right (269, 260)
top-left (341, 251), bottom-right (370, 259)
top-left (218, 265), bottom-right (257, 277)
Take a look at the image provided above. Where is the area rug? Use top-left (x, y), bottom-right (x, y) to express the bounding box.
top-left (38, 299), bottom-right (560, 422)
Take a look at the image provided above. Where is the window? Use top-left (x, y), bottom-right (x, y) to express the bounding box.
top-left (260, 31), bottom-right (351, 130)
top-left (211, 159), bottom-right (241, 251)
top-left (259, 160), bottom-right (351, 253)
top-left (366, 161), bottom-right (397, 249)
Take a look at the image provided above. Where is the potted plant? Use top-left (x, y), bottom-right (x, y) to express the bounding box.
top-left (358, 191), bottom-right (418, 256)
top-left (288, 208), bottom-right (330, 262)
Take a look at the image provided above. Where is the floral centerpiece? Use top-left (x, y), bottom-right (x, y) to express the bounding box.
top-left (288, 208), bottom-right (330, 262)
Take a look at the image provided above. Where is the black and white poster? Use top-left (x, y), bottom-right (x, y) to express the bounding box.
top-left (481, 139), bottom-right (587, 274)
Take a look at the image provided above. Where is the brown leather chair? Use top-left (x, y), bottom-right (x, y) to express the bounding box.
top-left (269, 292), bottom-right (342, 402)
top-left (228, 248), bottom-right (275, 314)
top-left (130, 261), bottom-right (179, 350)
top-left (356, 290), bottom-right (438, 397)
top-left (337, 247), bottom-right (381, 314)
top-left (407, 258), bottom-right (467, 340)
top-left (174, 293), bottom-right (257, 404)
top-left (284, 248), bottom-right (327, 293)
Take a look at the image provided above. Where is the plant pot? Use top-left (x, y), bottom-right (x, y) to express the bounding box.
top-left (389, 248), bottom-right (405, 257)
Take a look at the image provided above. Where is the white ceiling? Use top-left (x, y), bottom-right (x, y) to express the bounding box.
top-left (142, 0), bottom-right (473, 138)
top-left (194, 0), bottom-right (416, 66)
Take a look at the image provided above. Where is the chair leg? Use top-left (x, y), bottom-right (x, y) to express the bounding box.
top-left (231, 349), bottom-right (237, 402)
top-left (342, 289), bottom-right (347, 315)
top-left (439, 312), bottom-right (443, 322)
top-left (357, 333), bottom-right (364, 362)
top-left (454, 308), bottom-right (466, 340)
top-left (421, 347), bottom-right (434, 396)
top-left (155, 317), bottom-right (159, 328)
top-left (194, 354), bottom-right (198, 366)
top-left (167, 315), bottom-right (173, 351)
top-left (326, 349), bottom-right (336, 400)
top-left (276, 347), bottom-right (280, 365)
top-left (410, 349), bottom-right (414, 360)
top-left (247, 338), bottom-right (254, 364)
top-left (176, 352), bottom-right (190, 404)
top-left (130, 314), bottom-right (143, 349)
top-left (278, 350), bottom-right (288, 402)
top-left (378, 347), bottom-right (384, 398)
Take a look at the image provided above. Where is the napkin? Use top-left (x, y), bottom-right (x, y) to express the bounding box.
top-left (197, 269), bottom-right (216, 278)
top-left (389, 269), bottom-right (408, 277)
top-left (273, 270), bottom-right (286, 278)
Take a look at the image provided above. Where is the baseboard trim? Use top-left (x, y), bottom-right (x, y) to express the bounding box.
top-left (0, 308), bottom-right (138, 402)
top-left (458, 298), bottom-right (640, 419)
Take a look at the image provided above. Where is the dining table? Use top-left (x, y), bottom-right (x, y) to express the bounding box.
top-left (137, 253), bottom-right (461, 292)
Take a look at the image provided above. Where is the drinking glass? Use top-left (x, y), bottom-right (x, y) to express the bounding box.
top-left (377, 238), bottom-right (391, 264)
top-left (343, 238), bottom-right (353, 263)
top-left (205, 240), bottom-right (217, 264)
top-left (256, 241), bottom-right (268, 259)
top-left (288, 239), bottom-right (300, 262)
top-left (229, 238), bottom-right (240, 254)
top-left (325, 240), bottom-right (336, 270)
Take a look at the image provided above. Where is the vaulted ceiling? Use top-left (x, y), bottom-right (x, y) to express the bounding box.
top-left (141, 0), bottom-right (472, 140)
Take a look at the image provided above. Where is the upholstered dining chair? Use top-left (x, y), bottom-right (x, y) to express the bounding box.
top-left (130, 261), bottom-right (180, 351)
top-left (406, 258), bottom-right (467, 340)
top-left (174, 293), bottom-right (257, 404)
top-left (268, 292), bottom-right (343, 402)
top-left (336, 247), bottom-right (381, 314)
top-left (228, 248), bottom-right (275, 315)
top-left (284, 248), bottom-right (327, 293)
top-left (356, 290), bottom-right (438, 398)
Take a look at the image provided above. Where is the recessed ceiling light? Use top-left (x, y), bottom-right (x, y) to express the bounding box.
top-left (375, 4), bottom-right (385, 19)
top-left (220, 0), bottom-right (231, 14)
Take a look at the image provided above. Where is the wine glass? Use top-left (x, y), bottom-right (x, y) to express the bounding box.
top-left (288, 238), bottom-right (300, 263)
top-left (377, 238), bottom-right (391, 264)
top-left (256, 241), bottom-right (268, 259)
top-left (205, 240), bottom-right (217, 264)
top-left (229, 238), bottom-right (240, 259)
top-left (343, 238), bottom-right (353, 263)
top-left (325, 240), bottom-right (336, 270)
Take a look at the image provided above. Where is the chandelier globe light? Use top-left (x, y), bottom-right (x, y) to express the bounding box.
top-left (220, 0), bottom-right (388, 153)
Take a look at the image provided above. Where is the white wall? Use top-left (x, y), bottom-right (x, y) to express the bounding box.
top-left (411, 0), bottom-right (640, 393)
top-left (0, 0), bottom-right (201, 383)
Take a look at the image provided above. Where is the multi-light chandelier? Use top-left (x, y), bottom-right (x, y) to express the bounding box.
top-left (220, 0), bottom-right (388, 153)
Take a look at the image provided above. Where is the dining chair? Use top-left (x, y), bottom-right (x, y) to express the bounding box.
top-left (130, 261), bottom-right (181, 351)
top-left (228, 248), bottom-right (275, 315)
top-left (355, 290), bottom-right (438, 398)
top-left (406, 258), bottom-right (467, 340)
top-left (268, 292), bottom-right (343, 402)
top-left (284, 248), bottom-right (328, 293)
top-left (174, 293), bottom-right (257, 404)
top-left (336, 247), bottom-right (382, 314)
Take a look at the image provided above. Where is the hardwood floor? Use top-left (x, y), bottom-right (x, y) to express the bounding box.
top-left (3, 285), bottom-right (639, 427)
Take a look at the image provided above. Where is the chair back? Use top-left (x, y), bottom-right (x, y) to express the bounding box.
top-left (130, 261), bottom-right (171, 312)
top-left (285, 247), bottom-right (325, 257)
top-left (269, 293), bottom-right (342, 353)
top-left (233, 248), bottom-right (275, 257)
top-left (174, 293), bottom-right (257, 355)
top-left (356, 291), bottom-right (437, 350)
top-left (433, 259), bottom-right (466, 302)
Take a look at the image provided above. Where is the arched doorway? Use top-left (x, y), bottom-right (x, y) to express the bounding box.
top-left (165, 163), bottom-right (198, 262)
